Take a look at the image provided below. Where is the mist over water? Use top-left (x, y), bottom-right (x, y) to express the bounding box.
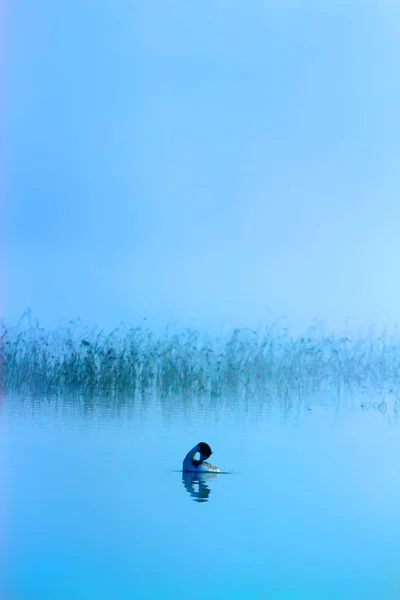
top-left (6, 1), bottom-right (400, 597)
top-left (3, 390), bottom-right (400, 600)
top-left (4, 316), bottom-right (400, 597)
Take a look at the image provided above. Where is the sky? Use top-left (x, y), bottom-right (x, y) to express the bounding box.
top-left (4, 1), bottom-right (400, 334)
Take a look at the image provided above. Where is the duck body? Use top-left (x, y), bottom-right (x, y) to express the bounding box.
top-left (182, 442), bottom-right (220, 473)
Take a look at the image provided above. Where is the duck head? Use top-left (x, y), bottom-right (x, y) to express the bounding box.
top-left (197, 442), bottom-right (212, 461)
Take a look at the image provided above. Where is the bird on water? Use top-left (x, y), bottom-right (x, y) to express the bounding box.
top-left (182, 442), bottom-right (220, 473)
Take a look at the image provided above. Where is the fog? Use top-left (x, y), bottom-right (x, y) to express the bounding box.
top-left (5, 1), bottom-right (400, 334)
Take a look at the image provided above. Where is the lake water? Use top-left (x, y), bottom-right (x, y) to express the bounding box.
top-left (2, 393), bottom-right (400, 599)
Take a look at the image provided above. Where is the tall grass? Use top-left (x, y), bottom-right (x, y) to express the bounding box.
top-left (2, 315), bottom-right (400, 399)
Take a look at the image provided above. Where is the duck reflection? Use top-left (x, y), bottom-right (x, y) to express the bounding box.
top-left (182, 471), bottom-right (218, 503)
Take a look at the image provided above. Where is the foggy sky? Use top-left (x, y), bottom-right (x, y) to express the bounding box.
top-left (5, 1), bottom-right (400, 333)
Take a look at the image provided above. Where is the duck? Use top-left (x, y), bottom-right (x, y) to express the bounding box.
top-left (182, 442), bottom-right (220, 473)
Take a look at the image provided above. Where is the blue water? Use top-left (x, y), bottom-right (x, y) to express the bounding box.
top-left (2, 394), bottom-right (400, 599)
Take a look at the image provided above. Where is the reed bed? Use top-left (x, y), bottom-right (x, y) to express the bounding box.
top-left (2, 316), bottom-right (400, 399)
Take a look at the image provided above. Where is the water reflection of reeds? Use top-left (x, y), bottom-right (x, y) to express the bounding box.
top-left (3, 314), bottom-right (400, 401)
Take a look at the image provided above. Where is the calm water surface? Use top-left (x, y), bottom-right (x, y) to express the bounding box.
top-left (2, 394), bottom-right (400, 599)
